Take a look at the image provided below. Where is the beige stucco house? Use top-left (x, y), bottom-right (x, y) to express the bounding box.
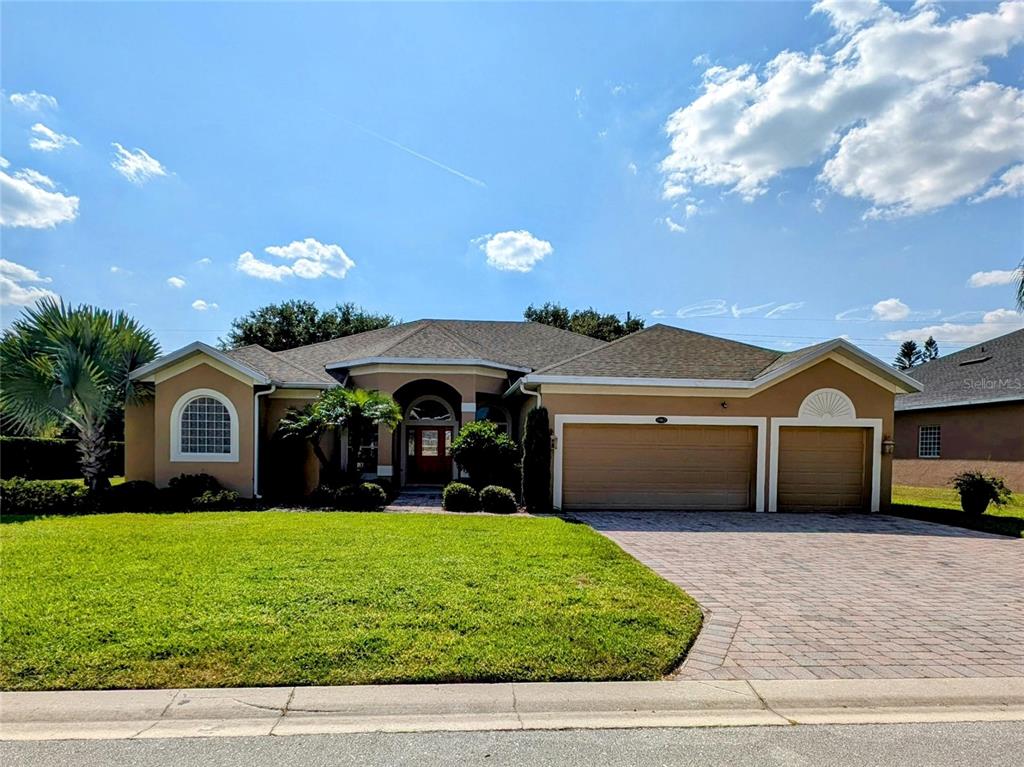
top-left (126, 320), bottom-right (922, 511)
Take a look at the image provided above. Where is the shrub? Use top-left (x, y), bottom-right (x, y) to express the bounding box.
top-left (521, 407), bottom-right (551, 514)
top-left (0, 437), bottom-right (124, 480)
top-left (450, 420), bottom-right (518, 489)
top-left (357, 482), bottom-right (388, 510)
top-left (101, 480), bottom-right (159, 512)
top-left (369, 477), bottom-right (397, 502)
top-left (167, 473), bottom-right (222, 504)
top-left (310, 482), bottom-right (388, 511)
top-left (0, 478), bottom-right (91, 516)
top-left (442, 482), bottom-right (479, 512)
top-left (950, 471), bottom-right (1012, 514)
top-left (193, 489), bottom-right (242, 511)
top-left (479, 485), bottom-right (518, 514)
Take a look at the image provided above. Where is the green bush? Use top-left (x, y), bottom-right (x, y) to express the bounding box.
top-left (521, 407), bottom-right (551, 514)
top-left (479, 485), bottom-right (518, 514)
top-left (442, 482), bottom-right (479, 512)
top-left (951, 471), bottom-right (1012, 514)
top-left (167, 473), bottom-right (222, 504)
top-left (450, 420), bottom-right (518, 489)
top-left (310, 482), bottom-right (388, 511)
top-left (0, 478), bottom-right (91, 516)
top-left (369, 477), bottom-right (397, 502)
top-left (0, 437), bottom-right (124, 480)
top-left (101, 480), bottom-right (159, 512)
top-left (357, 482), bottom-right (388, 510)
top-left (193, 489), bottom-right (242, 510)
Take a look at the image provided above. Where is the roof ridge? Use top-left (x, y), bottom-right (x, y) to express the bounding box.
top-left (226, 344), bottom-right (328, 382)
top-left (531, 323), bottom-right (657, 375)
top-left (276, 320), bottom-right (423, 358)
top-left (379, 321), bottom-right (481, 357)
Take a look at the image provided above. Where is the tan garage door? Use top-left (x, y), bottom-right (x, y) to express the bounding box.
top-left (561, 424), bottom-right (756, 510)
top-left (777, 427), bottom-right (869, 511)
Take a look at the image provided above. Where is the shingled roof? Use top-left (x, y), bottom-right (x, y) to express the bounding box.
top-left (895, 328), bottom-right (1024, 411)
top-left (224, 344), bottom-right (335, 385)
top-left (531, 324), bottom-right (785, 380)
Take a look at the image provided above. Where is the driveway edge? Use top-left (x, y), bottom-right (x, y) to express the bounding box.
top-left (3, 678), bottom-right (1023, 741)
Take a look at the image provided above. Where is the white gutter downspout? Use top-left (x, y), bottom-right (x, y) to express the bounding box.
top-left (521, 380), bottom-right (541, 409)
top-left (253, 385), bottom-right (276, 498)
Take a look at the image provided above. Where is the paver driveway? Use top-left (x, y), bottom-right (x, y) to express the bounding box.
top-left (575, 512), bottom-right (1024, 681)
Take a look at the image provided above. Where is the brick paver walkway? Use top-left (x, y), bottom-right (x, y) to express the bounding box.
top-left (575, 512), bottom-right (1024, 681)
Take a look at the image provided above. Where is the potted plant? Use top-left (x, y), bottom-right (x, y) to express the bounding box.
top-left (950, 471), bottom-right (1012, 515)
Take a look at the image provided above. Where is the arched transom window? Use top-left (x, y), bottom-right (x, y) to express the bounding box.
top-left (171, 389), bottom-right (239, 462)
top-left (405, 395), bottom-right (455, 423)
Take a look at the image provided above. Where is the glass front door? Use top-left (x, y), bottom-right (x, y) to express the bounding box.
top-left (407, 426), bottom-right (454, 484)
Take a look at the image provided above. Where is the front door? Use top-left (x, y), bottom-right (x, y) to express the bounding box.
top-left (407, 426), bottom-right (453, 484)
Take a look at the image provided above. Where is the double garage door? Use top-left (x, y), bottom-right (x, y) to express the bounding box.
top-left (561, 423), bottom-right (869, 512)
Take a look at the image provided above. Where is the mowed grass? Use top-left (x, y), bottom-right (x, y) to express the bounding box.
top-left (891, 485), bottom-right (1024, 538)
top-left (0, 512), bottom-right (701, 691)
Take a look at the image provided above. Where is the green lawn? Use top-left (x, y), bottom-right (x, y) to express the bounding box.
top-left (0, 512), bottom-right (701, 691)
top-left (891, 485), bottom-right (1024, 538)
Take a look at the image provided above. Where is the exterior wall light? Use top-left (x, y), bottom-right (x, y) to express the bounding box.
top-left (882, 438), bottom-right (895, 455)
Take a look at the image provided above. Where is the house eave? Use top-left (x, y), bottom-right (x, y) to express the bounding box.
top-left (895, 394), bottom-right (1024, 412)
top-left (129, 341), bottom-right (272, 385)
top-left (325, 357), bottom-right (532, 374)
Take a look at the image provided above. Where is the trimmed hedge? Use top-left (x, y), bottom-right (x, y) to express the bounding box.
top-left (479, 485), bottom-right (518, 514)
top-left (0, 478), bottom-right (91, 515)
top-left (0, 437), bottom-right (124, 480)
top-left (442, 482), bottom-right (479, 512)
top-left (310, 482), bottom-right (388, 511)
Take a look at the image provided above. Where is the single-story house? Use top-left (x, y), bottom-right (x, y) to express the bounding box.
top-left (894, 328), bottom-right (1024, 491)
top-left (126, 320), bottom-right (922, 511)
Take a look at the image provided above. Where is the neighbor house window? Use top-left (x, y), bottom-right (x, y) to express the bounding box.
top-left (918, 425), bottom-right (941, 458)
top-left (171, 388), bottom-right (239, 462)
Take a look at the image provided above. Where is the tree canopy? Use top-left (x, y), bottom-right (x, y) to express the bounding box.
top-left (221, 300), bottom-right (396, 351)
top-left (523, 302), bottom-right (644, 341)
top-left (894, 340), bottom-right (923, 371)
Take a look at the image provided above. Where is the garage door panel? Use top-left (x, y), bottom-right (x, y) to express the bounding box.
top-left (562, 424), bottom-right (756, 511)
top-left (777, 427), bottom-right (868, 511)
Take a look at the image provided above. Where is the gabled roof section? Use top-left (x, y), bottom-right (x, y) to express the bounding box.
top-left (129, 342), bottom-right (272, 385)
top-left (895, 328), bottom-right (1024, 411)
top-left (532, 324), bottom-right (784, 380)
top-left (224, 345), bottom-right (334, 386)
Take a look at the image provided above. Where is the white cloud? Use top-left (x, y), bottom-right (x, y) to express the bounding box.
top-left (192, 299), bottom-right (218, 312)
top-left (663, 216), bottom-right (686, 233)
top-left (627, 162), bottom-right (638, 175)
top-left (660, 2), bottom-right (1024, 217)
top-left (28, 123), bottom-right (79, 152)
top-left (109, 266), bottom-right (130, 275)
top-left (731, 301), bottom-right (775, 318)
top-left (196, 257), bottom-right (212, 266)
top-left (676, 299), bottom-right (728, 318)
top-left (886, 308), bottom-right (1024, 343)
top-left (476, 230), bottom-right (552, 273)
top-left (764, 301), bottom-right (805, 318)
top-left (166, 276), bottom-right (186, 289)
top-left (236, 238), bottom-right (355, 281)
top-left (651, 308), bottom-right (666, 317)
top-left (968, 268), bottom-right (1023, 287)
top-left (111, 143), bottom-right (168, 184)
top-left (0, 163), bottom-right (79, 229)
top-left (971, 163), bottom-right (1024, 203)
top-left (871, 297), bottom-right (911, 320)
top-left (0, 258), bottom-right (57, 307)
top-left (0, 156), bottom-right (8, 168)
top-left (692, 53), bottom-right (712, 67)
top-left (9, 91), bottom-right (58, 111)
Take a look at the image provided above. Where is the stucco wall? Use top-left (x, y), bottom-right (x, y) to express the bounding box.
top-left (152, 363), bottom-right (255, 495)
top-left (893, 400), bottom-right (1024, 491)
top-left (124, 399), bottom-right (155, 483)
top-left (541, 358), bottom-right (896, 510)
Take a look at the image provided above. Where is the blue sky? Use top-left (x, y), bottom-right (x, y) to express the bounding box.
top-left (2, 0), bottom-right (1022, 361)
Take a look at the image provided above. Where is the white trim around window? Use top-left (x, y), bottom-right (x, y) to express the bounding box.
top-left (170, 388), bottom-right (240, 463)
top-left (768, 417), bottom-right (883, 513)
top-left (552, 414), bottom-right (768, 512)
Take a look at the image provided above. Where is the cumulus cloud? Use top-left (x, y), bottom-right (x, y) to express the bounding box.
top-left (111, 143), bottom-right (168, 184)
top-left (835, 297), bottom-right (937, 321)
top-left (166, 276), bottom-right (186, 288)
top-left (475, 230), bottom-right (553, 273)
top-left (0, 162), bottom-right (79, 228)
top-left (971, 163), bottom-right (1024, 203)
top-left (28, 123), bottom-right (79, 152)
top-left (968, 268), bottom-right (1023, 287)
top-left (886, 308), bottom-right (1024, 343)
top-left (871, 297), bottom-right (911, 320)
top-left (192, 299), bottom-right (218, 311)
top-left (9, 91), bottom-right (58, 111)
top-left (0, 259), bottom-right (57, 307)
top-left (236, 238), bottom-right (355, 281)
top-left (660, 1), bottom-right (1024, 217)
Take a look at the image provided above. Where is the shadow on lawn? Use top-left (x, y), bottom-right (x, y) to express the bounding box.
top-left (889, 505), bottom-right (1024, 539)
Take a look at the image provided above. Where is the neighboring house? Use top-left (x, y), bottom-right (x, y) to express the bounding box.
top-left (894, 329), bottom-right (1024, 491)
top-left (127, 320), bottom-right (921, 511)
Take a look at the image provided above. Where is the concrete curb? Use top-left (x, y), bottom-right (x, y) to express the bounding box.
top-left (2, 678), bottom-right (1023, 741)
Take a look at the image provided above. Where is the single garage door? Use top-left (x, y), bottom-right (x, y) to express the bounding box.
top-left (777, 427), bottom-right (869, 511)
top-left (561, 424), bottom-right (756, 510)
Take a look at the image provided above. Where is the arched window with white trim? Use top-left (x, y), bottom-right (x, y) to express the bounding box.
top-left (171, 389), bottom-right (239, 462)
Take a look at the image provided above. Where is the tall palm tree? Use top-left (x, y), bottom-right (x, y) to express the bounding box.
top-left (276, 387), bottom-right (401, 481)
top-left (0, 298), bottom-right (159, 491)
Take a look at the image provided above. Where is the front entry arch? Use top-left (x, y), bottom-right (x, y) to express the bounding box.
top-left (403, 395), bottom-right (457, 485)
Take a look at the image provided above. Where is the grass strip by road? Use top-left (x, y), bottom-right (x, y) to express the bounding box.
top-left (1, 511), bottom-right (701, 691)
top-left (891, 485), bottom-right (1024, 538)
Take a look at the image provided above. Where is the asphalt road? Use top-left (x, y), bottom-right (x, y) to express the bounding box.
top-left (4, 721), bottom-right (1023, 767)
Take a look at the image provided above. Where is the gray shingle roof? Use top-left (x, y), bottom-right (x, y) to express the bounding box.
top-left (255, 319), bottom-right (605, 382)
top-left (895, 329), bottom-right (1024, 411)
top-left (532, 324), bottom-right (785, 380)
top-left (224, 344), bottom-right (335, 385)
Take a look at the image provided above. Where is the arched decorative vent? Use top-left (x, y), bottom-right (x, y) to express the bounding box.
top-left (798, 388), bottom-right (856, 420)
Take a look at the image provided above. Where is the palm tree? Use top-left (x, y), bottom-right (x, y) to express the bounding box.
top-left (276, 387), bottom-right (402, 481)
top-left (0, 298), bottom-right (159, 491)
